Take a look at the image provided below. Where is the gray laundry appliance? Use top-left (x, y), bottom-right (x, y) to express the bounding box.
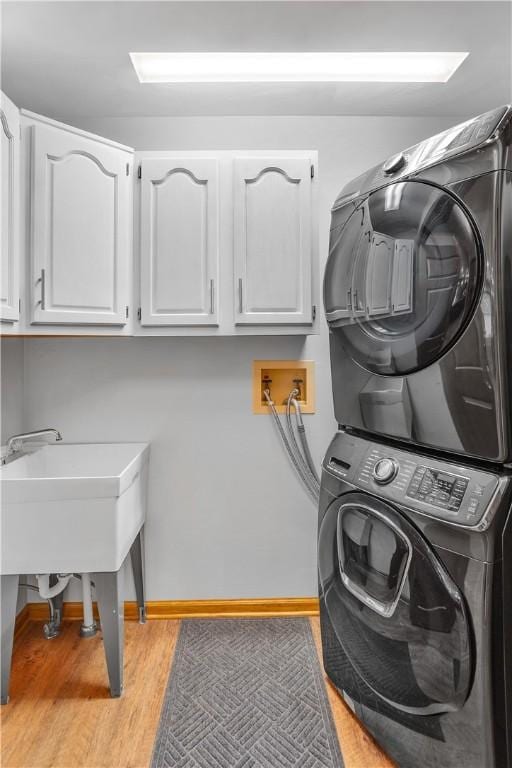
top-left (323, 105), bottom-right (512, 463)
top-left (319, 430), bottom-right (512, 768)
top-left (319, 108), bottom-right (512, 768)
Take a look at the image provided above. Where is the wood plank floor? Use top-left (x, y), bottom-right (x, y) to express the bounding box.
top-left (1, 618), bottom-right (394, 768)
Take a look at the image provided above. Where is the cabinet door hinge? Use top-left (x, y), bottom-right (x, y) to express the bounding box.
top-left (310, 164), bottom-right (315, 179)
top-left (137, 165), bottom-right (142, 180)
top-left (312, 304), bottom-right (317, 321)
top-left (126, 163), bottom-right (130, 176)
top-left (137, 307), bottom-right (141, 320)
top-left (125, 305), bottom-right (129, 319)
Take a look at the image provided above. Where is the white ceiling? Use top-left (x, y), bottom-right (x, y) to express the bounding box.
top-left (1, 1), bottom-right (510, 120)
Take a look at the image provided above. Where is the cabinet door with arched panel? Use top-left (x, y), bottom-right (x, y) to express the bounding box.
top-left (1, 92), bottom-right (20, 324)
top-left (234, 156), bottom-right (314, 325)
top-left (29, 115), bottom-right (133, 326)
top-left (139, 157), bottom-right (219, 326)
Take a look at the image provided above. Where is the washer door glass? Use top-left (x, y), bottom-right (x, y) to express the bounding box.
top-left (318, 492), bottom-right (473, 716)
top-left (324, 182), bottom-right (481, 375)
top-left (337, 503), bottom-right (411, 618)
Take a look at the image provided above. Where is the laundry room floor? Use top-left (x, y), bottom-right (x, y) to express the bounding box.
top-left (0, 618), bottom-right (395, 768)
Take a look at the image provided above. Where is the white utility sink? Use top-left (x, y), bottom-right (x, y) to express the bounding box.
top-left (1, 442), bottom-right (150, 575)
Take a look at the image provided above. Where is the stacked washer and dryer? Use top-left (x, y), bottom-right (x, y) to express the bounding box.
top-left (319, 106), bottom-right (512, 768)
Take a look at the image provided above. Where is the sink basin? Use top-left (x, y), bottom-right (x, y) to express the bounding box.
top-left (1, 442), bottom-right (149, 575)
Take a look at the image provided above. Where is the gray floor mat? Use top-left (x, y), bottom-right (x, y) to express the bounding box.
top-left (151, 618), bottom-right (344, 768)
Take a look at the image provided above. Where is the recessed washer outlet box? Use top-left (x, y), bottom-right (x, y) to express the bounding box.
top-left (253, 360), bottom-right (315, 414)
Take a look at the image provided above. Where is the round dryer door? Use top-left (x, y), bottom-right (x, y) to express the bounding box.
top-left (318, 491), bottom-right (473, 716)
top-left (324, 181), bottom-right (482, 375)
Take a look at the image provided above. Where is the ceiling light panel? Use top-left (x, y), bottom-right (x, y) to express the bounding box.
top-left (130, 51), bottom-right (468, 84)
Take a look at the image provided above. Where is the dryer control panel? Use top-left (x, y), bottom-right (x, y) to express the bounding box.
top-left (324, 433), bottom-right (504, 530)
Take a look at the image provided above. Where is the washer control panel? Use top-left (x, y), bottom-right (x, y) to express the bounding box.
top-left (347, 441), bottom-right (499, 528)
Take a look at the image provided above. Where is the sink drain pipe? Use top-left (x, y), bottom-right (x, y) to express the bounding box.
top-left (79, 573), bottom-right (98, 638)
top-left (19, 582), bottom-right (61, 639)
top-left (35, 574), bottom-right (73, 639)
top-left (33, 573), bottom-right (97, 638)
top-left (36, 573), bottom-right (73, 599)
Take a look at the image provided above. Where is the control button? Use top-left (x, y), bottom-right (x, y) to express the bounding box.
top-left (467, 497), bottom-right (479, 515)
top-left (383, 152), bottom-right (406, 175)
top-left (373, 458), bottom-right (399, 485)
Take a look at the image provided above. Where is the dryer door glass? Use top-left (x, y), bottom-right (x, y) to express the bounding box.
top-left (324, 181), bottom-right (481, 375)
top-left (318, 491), bottom-right (473, 717)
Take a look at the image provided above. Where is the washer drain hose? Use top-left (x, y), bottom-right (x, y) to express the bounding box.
top-left (291, 398), bottom-right (320, 485)
top-left (286, 392), bottom-right (320, 490)
top-left (264, 389), bottom-right (319, 502)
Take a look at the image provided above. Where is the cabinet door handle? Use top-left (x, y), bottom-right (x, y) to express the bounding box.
top-left (210, 278), bottom-right (215, 314)
top-left (238, 278), bottom-right (243, 314)
top-left (37, 269), bottom-right (46, 310)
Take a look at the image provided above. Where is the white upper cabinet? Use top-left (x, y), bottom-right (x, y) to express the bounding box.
top-left (1, 134), bottom-right (316, 336)
top-left (29, 115), bottom-right (133, 325)
top-left (139, 157), bottom-right (219, 326)
top-left (1, 92), bottom-right (20, 323)
top-left (234, 156), bottom-right (313, 325)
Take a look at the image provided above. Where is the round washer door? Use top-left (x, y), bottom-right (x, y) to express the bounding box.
top-left (323, 181), bottom-right (482, 375)
top-left (318, 491), bottom-right (473, 715)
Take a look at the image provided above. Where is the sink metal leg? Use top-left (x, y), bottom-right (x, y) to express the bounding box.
top-left (130, 526), bottom-right (146, 623)
top-left (94, 570), bottom-right (124, 698)
top-left (1, 574), bottom-right (19, 704)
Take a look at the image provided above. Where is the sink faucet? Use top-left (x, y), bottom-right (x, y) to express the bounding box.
top-left (5, 428), bottom-right (62, 455)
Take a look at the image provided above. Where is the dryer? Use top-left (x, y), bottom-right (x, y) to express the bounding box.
top-left (324, 106), bottom-right (512, 463)
top-left (319, 430), bottom-right (512, 768)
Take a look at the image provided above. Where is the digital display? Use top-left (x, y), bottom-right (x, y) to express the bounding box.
top-left (432, 473), bottom-right (456, 490)
top-left (406, 466), bottom-right (469, 511)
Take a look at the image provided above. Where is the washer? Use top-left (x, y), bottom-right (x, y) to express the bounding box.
top-left (319, 430), bottom-right (512, 768)
top-left (323, 105), bottom-right (512, 463)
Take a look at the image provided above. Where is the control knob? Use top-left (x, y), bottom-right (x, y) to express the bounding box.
top-left (383, 152), bottom-right (406, 175)
top-left (373, 458), bottom-right (399, 485)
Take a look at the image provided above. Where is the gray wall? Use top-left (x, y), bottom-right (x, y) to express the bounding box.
top-left (1, 338), bottom-right (23, 444)
top-left (19, 114), bottom-right (454, 601)
top-left (1, 337), bottom-right (26, 611)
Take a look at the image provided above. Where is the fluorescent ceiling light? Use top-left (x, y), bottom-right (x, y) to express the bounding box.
top-left (130, 51), bottom-right (468, 84)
